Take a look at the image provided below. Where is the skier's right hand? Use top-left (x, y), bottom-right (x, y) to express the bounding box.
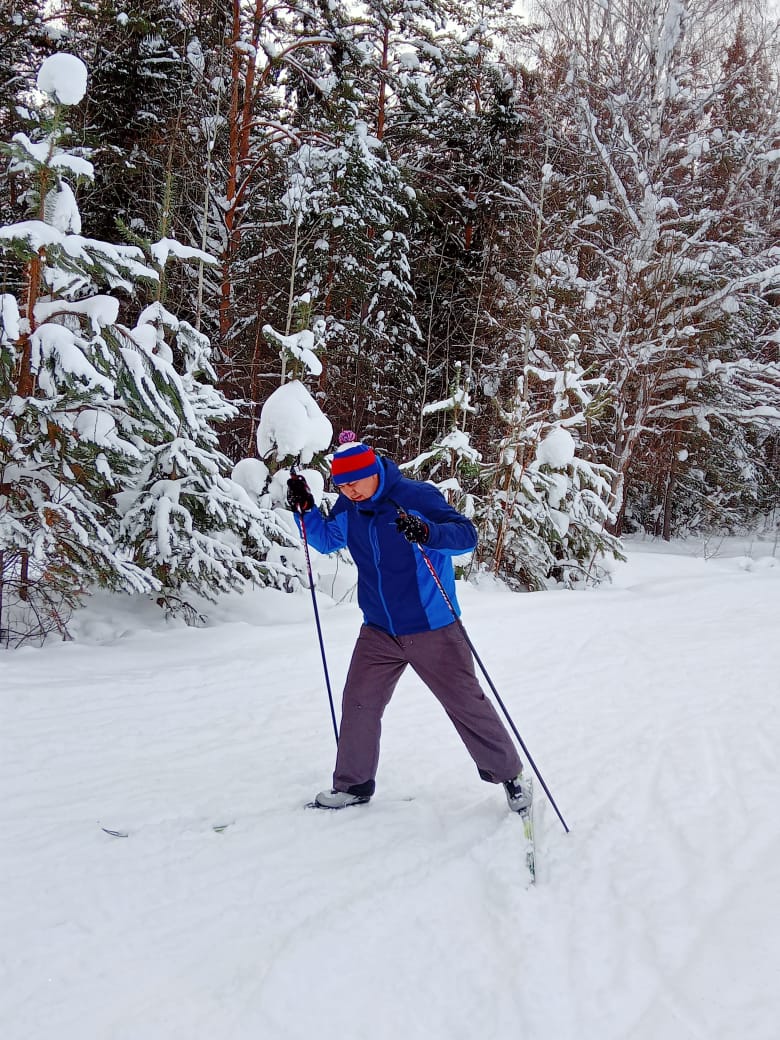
top-left (287, 474), bottom-right (315, 514)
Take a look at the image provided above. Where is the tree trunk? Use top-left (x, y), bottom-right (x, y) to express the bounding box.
top-left (662, 432), bottom-right (680, 542)
top-left (16, 250), bottom-right (42, 398)
top-left (377, 26), bottom-right (389, 141)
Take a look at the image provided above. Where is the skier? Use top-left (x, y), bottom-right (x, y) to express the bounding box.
top-left (286, 431), bottom-right (531, 813)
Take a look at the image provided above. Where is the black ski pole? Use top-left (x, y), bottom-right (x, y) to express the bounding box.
top-left (395, 506), bottom-right (570, 834)
top-left (293, 478), bottom-right (339, 747)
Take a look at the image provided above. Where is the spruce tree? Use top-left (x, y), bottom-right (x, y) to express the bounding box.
top-left (390, 0), bottom-right (537, 458)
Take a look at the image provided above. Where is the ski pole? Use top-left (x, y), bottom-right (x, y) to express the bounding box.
top-left (292, 473), bottom-right (339, 747)
top-left (395, 506), bottom-right (570, 834)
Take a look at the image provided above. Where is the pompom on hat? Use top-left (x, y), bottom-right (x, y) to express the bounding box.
top-left (330, 430), bottom-right (380, 486)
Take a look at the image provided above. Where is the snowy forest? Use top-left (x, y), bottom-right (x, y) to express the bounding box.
top-left (2, 0), bottom-right (780, 642)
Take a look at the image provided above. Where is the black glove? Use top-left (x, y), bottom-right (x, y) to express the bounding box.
top-left (395, 513), bottom-right (430, 544)
top-left (287, 474), bottom-right (315, 514)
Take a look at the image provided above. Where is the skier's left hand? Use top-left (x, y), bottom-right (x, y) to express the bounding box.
top-left (395, 513), bottom-right (430, 544)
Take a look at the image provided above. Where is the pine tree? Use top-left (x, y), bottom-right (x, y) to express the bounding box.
top-left (183, 0), bottom-right (349, 457)
top-left (116, 312), bottom-right (295, 620)
top-left (1, 55), bottom-right (161, 640)
top-left (0, 52), bottom-right (295, 643)
top-left (56, 0), bottom-right (194, 246)
top-left (1, 0), bottom-right (49, 301)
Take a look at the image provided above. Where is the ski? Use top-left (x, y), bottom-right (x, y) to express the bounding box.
top-left (516, 778), bottom-right (535, 884)
top-left (99, 821), bottom-right (234, 838)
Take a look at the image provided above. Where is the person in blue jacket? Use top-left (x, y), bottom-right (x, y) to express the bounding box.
top-left (287, 431), bottom-right (530, 813)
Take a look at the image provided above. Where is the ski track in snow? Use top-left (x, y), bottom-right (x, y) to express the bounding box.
top-left (1, 543), bottom-right (779, 1039)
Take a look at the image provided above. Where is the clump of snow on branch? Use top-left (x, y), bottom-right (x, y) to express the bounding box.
top-left (1, 294), bottom-right (21, 342)
top-left (257, 380), bottom-right (333, 463)
top-left (263, 324), bottom-right (322, 377)
top-left (245, 388), bottom-right (351, 601)
top-left (535, 427), bottom-right (576, 469)
top-left (36, 53), bottom-right (88, 106)
top-left (150, 239), bottom-right (217, 269)
top-left (422, 386), bottom-right (476, 418)
top-left (231, 458), bottom-right (270, 501)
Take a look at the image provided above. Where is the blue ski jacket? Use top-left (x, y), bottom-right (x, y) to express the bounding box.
top-left (296, 457), bottom-right (477, 636)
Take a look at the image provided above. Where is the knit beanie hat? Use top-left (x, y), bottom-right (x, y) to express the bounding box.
top-left (330, 430), bottom-right (380, 485)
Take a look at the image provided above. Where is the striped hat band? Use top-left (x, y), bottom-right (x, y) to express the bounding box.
top-left (330, 443), bottom-right (380, 485)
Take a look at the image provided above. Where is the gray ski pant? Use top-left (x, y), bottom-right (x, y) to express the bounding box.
top-left (333, 621), bottom-right (522, 792)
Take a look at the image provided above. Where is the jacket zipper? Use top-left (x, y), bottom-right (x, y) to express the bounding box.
top-left (368, 512), bottom-right (395, 634)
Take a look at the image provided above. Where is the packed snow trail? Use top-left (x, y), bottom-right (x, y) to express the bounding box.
top-left (1, 542), bottom-right (779, 1040)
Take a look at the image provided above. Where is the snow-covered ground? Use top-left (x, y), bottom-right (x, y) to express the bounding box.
top-left (2, 539), bottom-right (779, 1040)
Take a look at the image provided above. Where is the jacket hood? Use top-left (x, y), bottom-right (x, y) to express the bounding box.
top-left (355, 456), bottom-right (403, 511)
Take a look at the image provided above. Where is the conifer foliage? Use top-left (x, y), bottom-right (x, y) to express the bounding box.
top-left (2, 1), bottom-right (780, 642)
top-left (480, 350), bottom-right (624, 590)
